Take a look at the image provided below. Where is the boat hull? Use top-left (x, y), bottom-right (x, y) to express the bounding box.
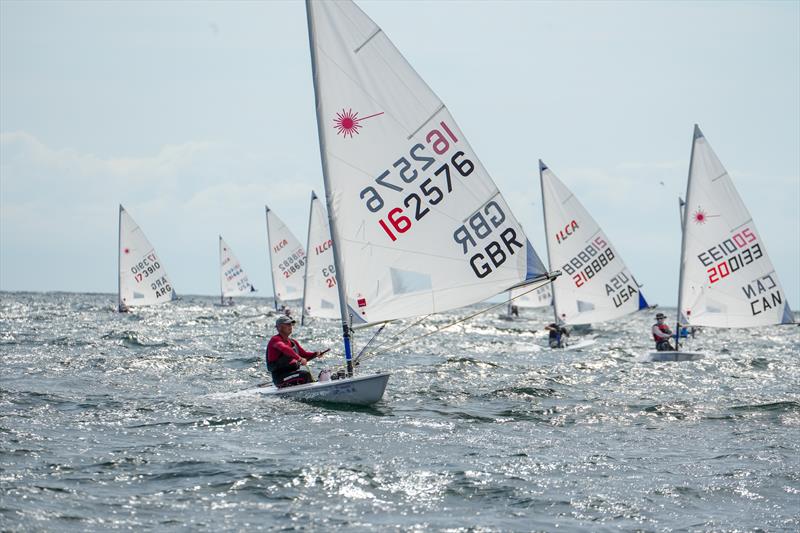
top-left (644, 351), bottom-right (705, 362)
top-left (545, 337), bottom-right (597, 351)
top-left (257, 372), bottom-right (390, 405)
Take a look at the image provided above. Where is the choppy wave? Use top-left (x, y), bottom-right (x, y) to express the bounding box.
top-left (0, 291), bottom-right (799, 531)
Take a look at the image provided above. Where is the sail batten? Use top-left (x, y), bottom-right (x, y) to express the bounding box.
top-left (354, 28), bottom-right (381, 53)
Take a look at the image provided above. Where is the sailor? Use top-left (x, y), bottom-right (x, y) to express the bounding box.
top-left (510, 304), bottom-right (519, 317)
top-left (266, 316), bottom-right (328, 388)
top-left (545, 322), bottom-right (569, 348)
top-left (652, 312), bottom-right (675, 351)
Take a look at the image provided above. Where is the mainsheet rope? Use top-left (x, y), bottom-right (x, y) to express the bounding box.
top-left (328, 277), bottom-right (555, 372)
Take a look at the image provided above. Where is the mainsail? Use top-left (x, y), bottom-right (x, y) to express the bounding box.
top-left (219, 235), bottom-right (256, 303)
top-left (540, 160), bottom-right (648, 325)
top-left (118, 205), bottom-right (176, 311)
top-left (306, 0), bottom-right (549, 329)
top-left (265, 206), bottom-right (306, 309)
top-left (677, 125), bottom-right (793, 327)
top-left (301, 191), bottom-right (340, 323)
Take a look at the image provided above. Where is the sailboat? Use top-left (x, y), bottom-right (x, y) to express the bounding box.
top-left (512, 283), bottom-right (553, 310)
top-left (538, 160), bottom-right (649, 349)
top-left (264, 205), bottom-right (306, 313)
top-left (300, 191), bottom-right (340, 324)
top-left (252, 0), bottom-right (555, 405)
top-left (499, 284), bottom-right (552, 320)
top-left (118, 205), bottom-right (176, 312)
top-left (218, 235), bottom-right (256, 306)
top-left (647, 125), bottom-right (794, 362)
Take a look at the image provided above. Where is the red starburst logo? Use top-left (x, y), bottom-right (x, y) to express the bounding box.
top-left (333, 108), bottom-right (384, 138)
top-left (692, 207), bottom-right (718, 224)
top-left (124, 248), bottom-right (130, 254)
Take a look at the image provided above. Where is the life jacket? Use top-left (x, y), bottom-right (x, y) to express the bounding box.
top-left (548, 324), bottom-right (565, 341)
top-left (266, 338), bottom-right (301, 373)
top-left (652, 323), bottom-right (671, 341)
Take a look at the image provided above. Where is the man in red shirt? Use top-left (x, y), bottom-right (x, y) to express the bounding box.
top-left (266, 315), bottom-right (328, 388)
top-left (652, 312), bottom-right (675, 351)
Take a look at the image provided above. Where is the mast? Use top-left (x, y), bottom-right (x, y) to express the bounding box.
top-left (118, 205), bottom-right (123, 312)
top-left (305, 0), bottom-right (354, 376)
top-left (675, 125), bottom-right (700, 348)
top-left (264, 205), bottom-right (279, 311)
top-left (538, 160), bottom-right (558, 326)
top-left (219, 235), bottom-right (224, 306)
top-left (300, 191), bottom-right (316, 326)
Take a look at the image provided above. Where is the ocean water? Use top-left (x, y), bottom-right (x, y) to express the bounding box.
top-left (1, 291), bottom-right (799, 532)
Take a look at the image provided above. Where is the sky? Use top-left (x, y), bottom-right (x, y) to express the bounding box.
top-left (1, 0), bottom-right (798, 308)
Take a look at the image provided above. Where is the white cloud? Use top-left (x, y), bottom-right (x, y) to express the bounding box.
top-left (0, 131), bottom-right (318, 294)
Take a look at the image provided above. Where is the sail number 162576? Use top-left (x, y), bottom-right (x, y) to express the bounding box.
top-left (358, 121), bottom-right (474, 242)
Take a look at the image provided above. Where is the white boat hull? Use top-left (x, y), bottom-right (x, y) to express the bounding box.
top-left (644, 351), bottom-right (705, 362)
top-left (546, 337), bottom-right (597, 351)
top-left (256, 372), bottom-right (390, 405)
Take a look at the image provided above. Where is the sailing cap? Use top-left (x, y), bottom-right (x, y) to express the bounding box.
top-left (655, 313), bottom-right (667, 320)
top-left (275, 315), bottom-right (296, 327)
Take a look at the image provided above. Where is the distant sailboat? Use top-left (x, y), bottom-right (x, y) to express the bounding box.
top-left (539, 160), bottom-right (649, 334)
top-left (118, 205), bottom-right (176, 312)
top-left (300, 191), bottom-right (340, 324)
top-left (219, 235), bottom-right (256, 305)
top-left (501, 284), bottom-right (552, 320)
top-left (256, 0), bottom-right (554, 405)
top-left (512, 283), bottom-right (553, 310)
top-left (648, 125), bottom-right (794, 361)
top-left (264, 206), bottom-right (306, 312)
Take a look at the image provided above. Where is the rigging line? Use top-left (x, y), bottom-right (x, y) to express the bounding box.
top-left (353, 323), bottom-right (387, 364)
top-left (327, 276), bottom-right (553, 373)
top-left (364, 313), bottom-right (433, 358)
top-left (328, 313), bottom-right (431, 373)
top-left (360, 276), bottom-right (554, 361)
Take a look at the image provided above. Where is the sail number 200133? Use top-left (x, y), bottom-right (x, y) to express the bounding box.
top-left (359, 121), bottom-right (473, 242)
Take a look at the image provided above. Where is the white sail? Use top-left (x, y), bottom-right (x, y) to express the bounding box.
top-left (540, 161), bottom-right (648, 325)
top-left (301, 191), bottom-right (340, 322)
top-left (678, 125), bottom-right (793, 327)
top-left (265, 206), bottom-right (306, 306)
top-left (219, 236), bottom-right (256, 300)
top-left (306, 0), bottom-right (548, 325)
top-left (118, 205), bottom-right (176, 311)
top-left (511, 283), bottom-right (552, 309)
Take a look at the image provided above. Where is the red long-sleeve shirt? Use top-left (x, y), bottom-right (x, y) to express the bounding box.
top-left (266, 334), bottom-right (316, 369)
